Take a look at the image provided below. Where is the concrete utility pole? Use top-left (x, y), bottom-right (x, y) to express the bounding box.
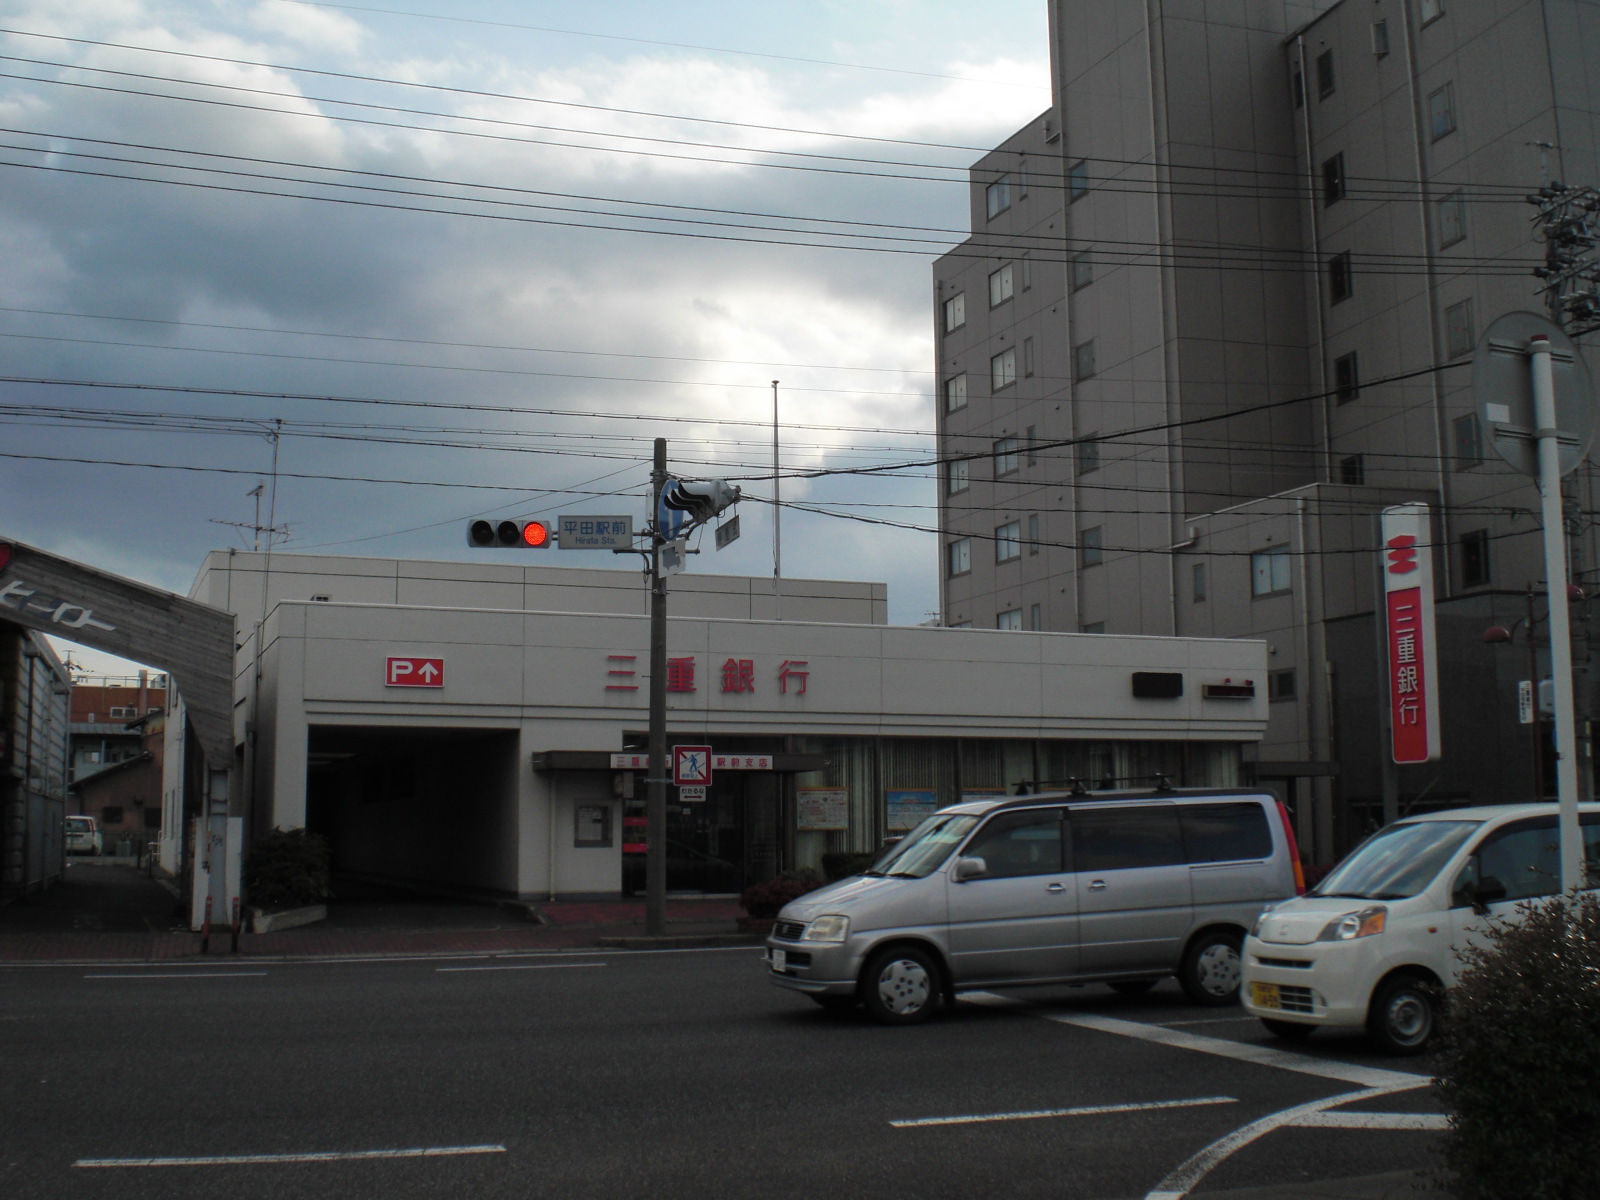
top-left (646, 437), bottom-right (668, 937)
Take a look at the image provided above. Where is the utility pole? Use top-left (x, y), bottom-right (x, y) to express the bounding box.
top-left (646, 437), bottom-right (668, 937)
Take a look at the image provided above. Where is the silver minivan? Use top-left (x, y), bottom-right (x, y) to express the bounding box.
top-left (764, 787), bottom-right (1303, 1024)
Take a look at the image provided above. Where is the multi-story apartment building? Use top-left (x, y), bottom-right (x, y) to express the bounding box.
top-left (937, 0), bottom-right (1600, 862)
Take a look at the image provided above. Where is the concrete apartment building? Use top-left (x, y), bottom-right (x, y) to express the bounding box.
top-left (937, 0), bottom-right (1600, 862)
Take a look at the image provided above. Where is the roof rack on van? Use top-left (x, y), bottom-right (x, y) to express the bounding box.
top-left (1014, 773), bottom-right (1176, 797)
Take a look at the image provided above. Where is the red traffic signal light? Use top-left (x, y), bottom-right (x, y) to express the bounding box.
top-left (467, 519), bottom-right (551, 548)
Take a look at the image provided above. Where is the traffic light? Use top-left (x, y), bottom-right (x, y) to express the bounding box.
top-left (466, 519), bottom-right (551, 548)
top-left (658, 479), bottom-right (740, 537)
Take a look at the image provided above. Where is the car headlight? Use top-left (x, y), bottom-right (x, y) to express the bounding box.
top-left (1316, 905), bottom-right (1386, 941)
top-left (1249, 905), bottom-right (1276, 939)
top-left (801, 915), bottom-right (850, 943)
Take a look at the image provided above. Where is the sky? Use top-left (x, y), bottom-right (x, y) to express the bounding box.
top-left (0, 0), bottom-right (1052, 677)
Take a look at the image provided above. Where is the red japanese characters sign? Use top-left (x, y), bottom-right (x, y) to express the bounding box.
top-left (1381, 504), bottom-right (1440, 764)
top-left (386, 657), bottom-right (444, 688)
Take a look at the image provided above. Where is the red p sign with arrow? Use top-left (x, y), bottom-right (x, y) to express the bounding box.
top-left (386, 657), bottom-right (445, 688)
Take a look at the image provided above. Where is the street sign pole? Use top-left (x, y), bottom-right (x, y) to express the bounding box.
top-left (646, 437), bottom-right (668, 936)
top-left (1530, 335), bottom-right (1585, 892)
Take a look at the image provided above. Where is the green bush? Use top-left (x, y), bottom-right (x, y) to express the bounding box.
top-left (1434, 891), bottom-right (1600, 1200)
top-left (739, 868), bottom-right (823, 919)
top-left (244, 827), bottom-right (332, 908)
top-left (821, 851), bottom-right (875, 882)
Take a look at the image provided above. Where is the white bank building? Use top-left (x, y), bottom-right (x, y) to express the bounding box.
top-left (169, 551), bottom-right (1271, 900)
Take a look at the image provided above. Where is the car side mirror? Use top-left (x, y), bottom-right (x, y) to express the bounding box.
top-left (953, 856), bottom-right (988, 882)
top-left (1472, 876), bottom-right (1508, 912)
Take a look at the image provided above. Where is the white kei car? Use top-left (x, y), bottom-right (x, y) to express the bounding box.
top-left (1241, 802), bottom-right (1599, 1054)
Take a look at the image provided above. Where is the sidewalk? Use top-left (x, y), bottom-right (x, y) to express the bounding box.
top-left (0, 860), bottom-right (754, 962)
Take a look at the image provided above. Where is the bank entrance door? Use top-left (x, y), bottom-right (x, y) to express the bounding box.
top-left (621, 767), bottom-right (780, 896)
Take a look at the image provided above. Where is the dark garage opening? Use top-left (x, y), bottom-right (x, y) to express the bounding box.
top-left (306, 726), bottom-right (520, 900)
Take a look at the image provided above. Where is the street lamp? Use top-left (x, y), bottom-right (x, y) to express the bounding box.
top-left (1480, 583), bottom-right (1585, 801)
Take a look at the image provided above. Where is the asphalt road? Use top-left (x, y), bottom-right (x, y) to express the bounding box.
top-left (0, 948), bottom-right (1444, 1200)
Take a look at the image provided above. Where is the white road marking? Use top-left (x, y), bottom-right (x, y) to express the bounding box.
top-left (891, 1095), bottom-right (1237, 1128)
top-left (1291, 1111), bottom-right (1449, 1131)
top-left (1038, 1011), bottom-right (1426, 1088)
top-left (84, 972), bottom-right (269, 980)
top-left (436, 962), bottom-right (607, 973)
top-left (1142, 1081), bottom-right (1431, 1200)
top-left (1157, 1016), bottom-right (1260, 1027)
top-left (75, 1145), bottom-right (506, 1168)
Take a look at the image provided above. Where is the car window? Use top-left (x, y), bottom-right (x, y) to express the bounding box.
top-left (1071, 805), bottom-right (1183, 871)
top-left (870, 813), bottom-right (980, 878)
top-left (1180, 802), bottom-right (1271, 863)
top-left (1474, 818), bottom-right (1561, 902)
top-left (1312, 819), bottom-right (1479, 900)
top-left (962, 809), bottom-right (1064, 878)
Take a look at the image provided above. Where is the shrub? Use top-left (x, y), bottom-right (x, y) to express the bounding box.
top-left (822, 851), bottom-right (875, 882)
top-left (739, 868), bottom-right (823, 918)
top-left (244, 827), bottom-right (333, 908)
top-left (1434, 891), bottom-right (1600, 1200)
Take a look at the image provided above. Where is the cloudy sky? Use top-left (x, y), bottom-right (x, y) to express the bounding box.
top-left (0, 0), bottom-right (1052, 674)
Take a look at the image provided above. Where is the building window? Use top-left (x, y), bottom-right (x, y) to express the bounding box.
top-left (1025, 425), bottom-right (1037, 466)
top-left (1251, 544), bottom-right (1292, 596)
top-left (1022, 336), bottom-right (1035, 377)
top-left (986, 175), bottom-right (1012, 218)
top-left (1420, 0), bottom-right (1444, 25)
top-left (1429, 83), bottom-right (1456, 140)
top-left (1027, 513), bottom-right (1040, 554)
top-left (991, 346), bottom-right (1017, 391)
top-left (944, 373), bottom-right (968, 412)
top-left (1073, 339), bottom-right (1097, 382)
top-left (1021, 252), bottom-right (1032, 290)
top-left (1461, 529), bottom-right (1490, 587)
top-left (997, 608), bottom-right (1023, 631)
top-left (1029, 603), bottom-right (1042, 630)
top-left (1322, 153), bottom-right (1345, 205)
top-left (1328, 250), bottom-right (1353, 303)
top-left (948, 538), bottom-right (971, 577)
top-left (1081, 621), bottom-right (1106, 634)
top-left (1070, 252), bottom-right (1093, 290)
top-left (1081, 526), bottom-right (1103, 567)
top-left (1077, 436), bottom-right (1100, 474)
top-left (1191, 561), bottom-right (1206, 602)
top-left (989, 263), bottom-right (1015, 307)
top-left (993, 437), bottom-right (1019, 476)
top-left (1454, 413), bottom-right (1483, 468)
top-left (1438, 191), bottom-right (1467, 247)
top-left (1316, 49), bottom-right (1336, 99)
top-left (1269, 669), bottom-right (1297, 701)
top-left (943, 292), bottom-right (965, 332)
top-left (996, 520), bottom-right (1022, 562)
top-left (1445, 298), bottom-right (1475, 358)
top-left (1334, 351), bottom-right (1360, 402)
top-left (109, 706), bottom-right (136, 719)
top-left (1339, 453), bottom-right (1365, 485)
top-left (1068, 159), bottom-right (1090, 200)
top-left (947, 458), bottom-right (970, 494)
top-left (1372, 20), bottom-right (1390, 56)
top-left (102, 806), bottom-right (124, 825)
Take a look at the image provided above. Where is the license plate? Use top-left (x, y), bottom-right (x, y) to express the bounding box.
top-left (770, 948), bottom-right (787, 973)
top-left (1249, 981), bottom-right (1282, 1009)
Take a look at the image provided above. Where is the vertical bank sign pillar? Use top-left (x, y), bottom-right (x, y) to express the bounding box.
top-left (1381, 503), bottom-right (1441, 764)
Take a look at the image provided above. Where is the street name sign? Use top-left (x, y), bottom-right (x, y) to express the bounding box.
top-left (558, 515), bottom-right (634, 549)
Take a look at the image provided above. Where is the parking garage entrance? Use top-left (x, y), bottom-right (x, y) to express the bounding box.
top-left (305, 725), bottom-right (520, 899)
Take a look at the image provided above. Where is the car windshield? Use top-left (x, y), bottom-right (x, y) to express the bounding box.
top-left (1311, 819), bottom-right (1481, 900)
top-left (867, 813), bottom-right (981, 879)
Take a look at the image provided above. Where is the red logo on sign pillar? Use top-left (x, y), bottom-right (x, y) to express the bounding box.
top-left (1385, 534), bottom-right (1418, 574)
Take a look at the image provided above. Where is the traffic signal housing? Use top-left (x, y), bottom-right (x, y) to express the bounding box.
top-left (467, 519), bottom-right (551, 548)
top-left (658, 479), bottom-right (740, 537)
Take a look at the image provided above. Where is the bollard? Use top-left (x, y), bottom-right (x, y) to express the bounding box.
top-left (231, 897), bottom-right (241, 955)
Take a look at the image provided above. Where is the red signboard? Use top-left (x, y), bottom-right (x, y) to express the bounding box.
top-left (386, 657), bottom-right (444, 688)
top-left (1381, 504), bottom-right (1440, 763)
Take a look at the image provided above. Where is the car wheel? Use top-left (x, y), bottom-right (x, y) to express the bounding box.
top-left (808, 994), bottom-right (857, 1012)
top-left (1261, 1017), bottom-right (1315, 1042)
top-left (1179, 929), bottom-right (1243, 1006)
top-left (1366, 974), bottom-right (1438, 1056)
top-left (861, 946), bottom-right (942, 1025)
top-left (1109, 980), bottom-right (1158, 996)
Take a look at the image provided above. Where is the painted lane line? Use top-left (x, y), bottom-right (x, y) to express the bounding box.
top-left (75, 1144), bottom-right (507, 1168)
top-left (891, 1095), bottom-right (1237, 1128)
top-left (436, 962), bottom-right (607, 973)
top-left (1157, 1016), bottom-right (1260, 1027)
top-left (1290, 1111), bottom-right (1449, 1131)
top-left (1039, 1011), bottom-right (1427, 1088)
top-left (1142, 1081), bottom-right (1430, 1200)
top-left (84, 972), bottom-right (269, 980)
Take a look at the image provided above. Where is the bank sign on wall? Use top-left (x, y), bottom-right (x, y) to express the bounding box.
top-left (1381, 503), bottom-right (1440, 764)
